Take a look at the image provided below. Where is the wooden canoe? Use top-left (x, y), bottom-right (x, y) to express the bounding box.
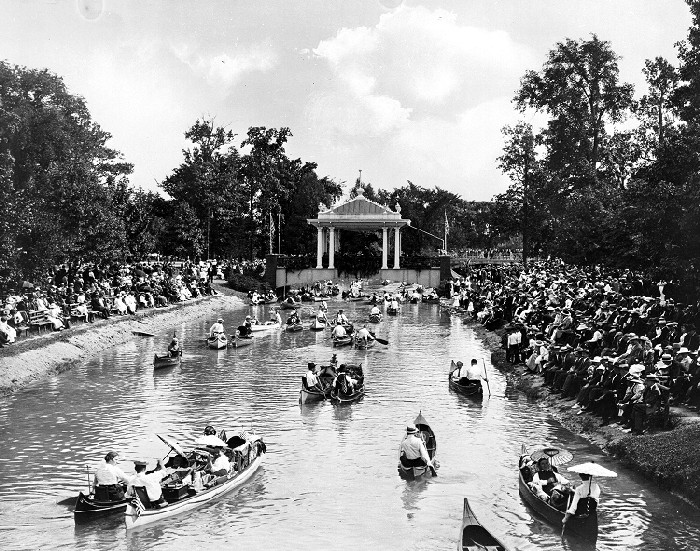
top-left (125, 438), bottom-right (266, 530)
top-left (207, 334), bottom-right (227, 349)
top-left (153, 352), bottom-right (181, 370)
top-left (368, 313), bottom-right (382, 323)
top-left (448, 363), bottom-right (484, 398)
top-left (285, 323), bottom-right (304, 332)
top-left (332, 335), bottom-right (353, 347)
top-left (73, 491), bottom-right (129, 522)
top-left (299, 371), bottom-right (336, 404)
top-left (459, 497), bottom-right (511, 551)
top-left (398, 411), bottom-right (437, 480)
top-left (311, 318), bottom-right (326, 331)
top-left (354, 335), bottom-right (375, 349)
top-left (330, 384), bottom-right (365, 403)
top-left (250, 322), bottom-right (280, 332)
top-left (518, 444), bottom-right (598, 536)
top-left (229, 336), bottom-right (254, 348)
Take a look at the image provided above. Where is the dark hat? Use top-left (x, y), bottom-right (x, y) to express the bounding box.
top-left (308, 362), bottom-right (316, 370)
top-left (406, 425), bottom-right (417, 434)
top-left (133, 460), bottom-right (148, 467)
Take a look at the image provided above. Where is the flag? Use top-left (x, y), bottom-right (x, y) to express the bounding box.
top-left (130, 493), bottom-right (145, 519)
top-left (444, 211), bottom-right (450, 235)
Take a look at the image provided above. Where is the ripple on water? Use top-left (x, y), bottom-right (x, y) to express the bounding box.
top-left (0, 301), bottom-right (700, 550)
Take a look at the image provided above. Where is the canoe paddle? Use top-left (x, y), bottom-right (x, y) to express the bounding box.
top-left (482, 358), bottom-right (492, 397)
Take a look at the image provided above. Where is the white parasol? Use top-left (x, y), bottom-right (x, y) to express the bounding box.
top-left (568, 461), bottom-right (617, 478)
top-left (157, 434), bottom-right (187, 456)
top-left (194, 434), bottom-right (228, 447)
top-left (530, 447), bottom-right (574, 467)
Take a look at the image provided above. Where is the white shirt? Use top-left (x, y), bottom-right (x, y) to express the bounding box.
top-left (306, 371), bottom-right (320, 387)
top-left (94, 460), bottom-right (129, 486)
top-left (211, 455), bottom-right (230, 473)
top-left (465, 362), bottom-right (483, 380)
top-left (370, 306), bottom-right (381, 315)
top-left (336, 313), bottom-right (349, 324)
top-left (357, 327), bottom-right (371, 339)
top-left (332, 325), bottom-right (346, 338)
top-left (400, 434), bottom-right (431, 464)
top-left (507, 332), bottom-right (521, 346)
top-left (210, 322), bottom-right (224, 335)
top-left (567, 480), bottom-right (600, 515)
top-left (130, 469), bottom-right (168, 501)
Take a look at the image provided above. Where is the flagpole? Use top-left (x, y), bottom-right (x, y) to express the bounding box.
top-left (444, 210), bottom-right (448, 254)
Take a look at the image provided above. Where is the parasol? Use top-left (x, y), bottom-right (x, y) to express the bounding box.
top-left (530, 447), bottom-right (574, 467)
top-left (568, 461), bottom-right (617, 478)
top-left (157, 434), bottom-right (187, 456)
top-left (194, 434), bottom-right (228, 447)
top-left (134, 268), bottom-right (147, 278)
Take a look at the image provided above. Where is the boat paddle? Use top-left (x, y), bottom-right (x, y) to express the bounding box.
top-left (374, 336), bottom-right (389, 345)
top-left (133, 331), bottom-right (155, 337)
top-left (482, 359), bottom-right (492, 397)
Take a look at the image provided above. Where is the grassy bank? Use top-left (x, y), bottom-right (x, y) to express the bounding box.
top-left (0, 291), bottom-right (244, 395)
top-left (463, 315), bottom-right (700, 508)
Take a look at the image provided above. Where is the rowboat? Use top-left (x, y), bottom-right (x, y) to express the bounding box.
top-left (332, 335), bottom-right (353, 347)
top-left (387, 306), bottom-right (399, 316)
top-left (153, 352), bottom-right (181, 370)
top-left (448, 362), bottom-right (484, 398)
top-left (286, 323), bottom-right (303, 332)
top-left (124, 434), bottom-right (266, 530)
top-left (299, 367), bottom-right (337, 404)
top-left (279, 301), bottom-right (302, 310)
top-left (398, 411), bottom-right (437, 480)
top-left (229, 336), bottom-right (254, 348)
top-left (311, 318), bottom-right (326, 331)
top-left (368, 313), bottom-right (382, 323)
top-left (73, 489), bottom-right (129, 522)
top-left (312, 296), bottom-right (328, 302)
top-left (250, 322), bottom-right (280, 332)
top-left (459, 497), bottom-right (511, 551)
top-left (207, 334), bottom-right (227, 349)
top-left (330, 364), bottom-right (364, 403)
top-left (354, 335), bottom-right (375, 349)
top-left (518, 444), bottom-right (598, 537)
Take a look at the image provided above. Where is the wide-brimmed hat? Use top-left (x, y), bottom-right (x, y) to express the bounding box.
top-left (406, 425), bottom-right (418, 434)
top-left (661, 353), bottom-right (673, 362)
top-left (629, 364), bottom-right (645, 375)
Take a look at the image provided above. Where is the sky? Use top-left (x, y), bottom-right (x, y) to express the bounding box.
top-left (0, 0), bottom-right (693, 201)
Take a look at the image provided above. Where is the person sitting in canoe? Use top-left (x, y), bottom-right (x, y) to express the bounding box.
top-left (210, 318), bottom-right (225, 337)
top-left (335, 309), bottom-right (349, 326)
top-left (167, 337), bottom-right (182, 358)
top-left (333, 364), bottom-right (358, 394)
top-left (532, 457), bottom-right (569, 495)
top-left (356, 325), bottom-right (375, 346)
top-left (207, 447), bottom-right (230, 477)
top-left (451, 359), bottom-right (484, 387)
top-left (399, 425), bottom-right (434, 470)
top-left (127, 459), bottom-right (169, 508)
top-left (287, 311), bottom-right (301, 326)
top-left (94, 451), bottom-right (130, 501)
top-left (316, 307), bottom-right (328, 324)
top-left (370, 305), bottom-right (381, 317)
top-left (390, 297), bottom-right (400, 310)
top-left (238, 315), bottom-right (254, 337)
top-left (331, 323), bottom-right (347, 339)
top-left (305, 362), bottom-right (324, 391)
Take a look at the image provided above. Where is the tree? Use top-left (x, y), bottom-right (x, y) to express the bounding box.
top-left (515, 35), bottom-right (634, 186)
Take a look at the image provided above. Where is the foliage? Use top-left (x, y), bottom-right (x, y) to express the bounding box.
top-left (227, 272), bottom-right (268, 293)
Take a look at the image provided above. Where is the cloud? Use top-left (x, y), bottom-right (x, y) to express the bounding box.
top-left (171, 42), bottom-right (278, 90)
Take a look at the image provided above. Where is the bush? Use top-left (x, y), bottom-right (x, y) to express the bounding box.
top-left (228, 273), bottom-right (268, 293)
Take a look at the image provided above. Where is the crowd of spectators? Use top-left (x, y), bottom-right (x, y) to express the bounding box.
top-left (0, 260), bottom-right (223, 347)
top-left (448, 260), bottom-right (700, 435)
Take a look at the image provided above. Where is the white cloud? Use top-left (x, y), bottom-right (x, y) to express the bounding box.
top-left (171, 42), bottom-right (278, 90)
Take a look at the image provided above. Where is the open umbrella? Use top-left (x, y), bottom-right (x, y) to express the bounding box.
top-left (567, 461), bottom-right (617, 478)
top-left (157, 434), bottom-right (187, 456)
top-left (194, 434), bottom-right (228, 447)
top-left (530, 447), bottom-right (574, 467)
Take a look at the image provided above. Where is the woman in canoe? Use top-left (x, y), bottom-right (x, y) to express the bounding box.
top-left (167, 337), bottom-right (181, 358)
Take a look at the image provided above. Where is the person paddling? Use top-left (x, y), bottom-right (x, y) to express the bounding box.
top-left (399, 425), bottom-right (435, 473)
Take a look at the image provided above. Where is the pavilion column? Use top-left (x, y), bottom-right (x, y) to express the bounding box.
top-left (394, 227), bottom-right (400, 269)
top-left (316, 227), bottom-right (324, 269)
top-left (328, 227), bottom-right (335, 269)
top-left (381, 227), bottom-right (388, 269)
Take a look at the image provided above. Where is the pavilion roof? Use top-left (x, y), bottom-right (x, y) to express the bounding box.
top-left (307, 193), bottom-right (410, 230)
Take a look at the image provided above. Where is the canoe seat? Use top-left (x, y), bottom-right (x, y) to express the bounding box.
top-left (301, 375), bottom-right (310, 391)
top-left (132, 486), bottom-right (155, 509)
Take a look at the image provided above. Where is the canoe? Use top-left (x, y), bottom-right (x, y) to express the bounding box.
top-left (518, 444), bottom-right (598, 536)
top-left (354, 336), bottom-right (375, 349)
top-left (330, 382), bottom-right (365, 403)
top-left (387, 306), bottom-right (399, 316)
top-left (424, 297), bottom-right (441, 304)
top-left (125, 437), bottom-right (266, 530)
top-left (286, 323), bottom-right (304, 332)
top-left (368, 313), bottom-right (382, 323)
top-left (153, 353), bottom-right (181, 370)
top-left (332, 335), bottom-right (353, 347)
top-left (207, 334), bottom-right (227, 349)
top-left (299, 369), bottom-right (336, 404)
top-left (229, 336), bottom-right (254, 348)
top-left (279, 301), bottom-right (302, 310)
top-left (448, 365), bottom-right (484, 398)
top-left (312, 296), bottom-right (328, 302)
top-left (398, 411), bottom-right (437, 480)
top-left (459, 497), bottom-right (512, 551)
top-left (73, 490), bottom-right (130, 522)
top-left (311, 318), bottom-right (326, 331)
top-left (250, 322), bottom-right (280, 332)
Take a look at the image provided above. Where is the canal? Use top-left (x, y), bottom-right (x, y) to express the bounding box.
top-left (0, 299), bottom-right (699, 550)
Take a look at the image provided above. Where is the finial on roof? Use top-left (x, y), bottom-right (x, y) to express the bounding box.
top-left (318, 202), bottom-right (326, 213)
top-left (394, 202), bottom-right (401, 213)
top-left (356, 187), bottom-right (364, 197)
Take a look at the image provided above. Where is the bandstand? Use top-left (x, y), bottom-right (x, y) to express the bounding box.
top-left (307, 192), bottom-right (410, 271)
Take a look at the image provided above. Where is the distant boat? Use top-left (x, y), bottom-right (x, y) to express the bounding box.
top-left (207, 334), bottom-right (227, 349)
top-left (153, 352), bottom-right (181, 370)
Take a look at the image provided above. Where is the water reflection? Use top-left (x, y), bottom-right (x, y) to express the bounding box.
top-left (0, 300), bottom-right (699, 550)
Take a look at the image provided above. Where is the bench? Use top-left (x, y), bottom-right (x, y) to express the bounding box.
top-left (28, 310), bottom-right (53, 333)
top-left (14, 311), bottom-right (31, 338)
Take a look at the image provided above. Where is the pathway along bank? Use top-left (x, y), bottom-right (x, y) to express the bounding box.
top-left (0, 293), bottom-right (244, 395)
top-left (465, 316), bottom-right (700, 509)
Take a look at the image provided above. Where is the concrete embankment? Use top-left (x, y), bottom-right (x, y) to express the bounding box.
top-left (0, 293), bottom-right (245, 396)
top-left (464, 316), bottom-right (700, 508)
